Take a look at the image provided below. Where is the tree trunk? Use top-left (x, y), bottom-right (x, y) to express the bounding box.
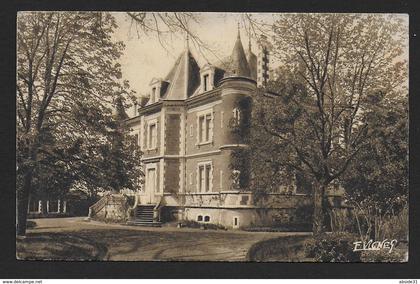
top-left (313, 180), bottom-right (328, 235)
top-left (16, 170), bottom-right (33, 236)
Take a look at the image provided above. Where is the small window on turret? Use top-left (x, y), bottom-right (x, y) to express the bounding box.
top-left (233, 108), bottom-right (241, 125)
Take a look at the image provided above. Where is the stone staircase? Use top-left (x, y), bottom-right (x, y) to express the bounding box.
top-left (88, 193), bottom-right (132, 222)
top-left (127, 205), bottom-right (162, 227)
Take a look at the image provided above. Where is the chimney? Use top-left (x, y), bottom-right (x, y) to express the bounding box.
top-left (257, 35), bottom-right (270, 87)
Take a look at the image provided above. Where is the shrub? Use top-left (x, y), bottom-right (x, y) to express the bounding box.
top-left (26, 220), bottom-right (37, 229)
top-left (380, 206), bottom-right (408, 241)
top-left (243, 224), bottom-right (312, 232)
top-left (293, 202), bottom-right (313, 223)
top-left (180, 220), bottom-right (227, 230)
top-left (247, 235), bottom-right (310, 261)
top-left (360, 249), bottom-right (407, 262)
top-left (303, 232), bottom-right (361, 262)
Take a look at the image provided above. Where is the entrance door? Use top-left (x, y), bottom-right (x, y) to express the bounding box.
top-left (146, 168), bottom-right (156, 204)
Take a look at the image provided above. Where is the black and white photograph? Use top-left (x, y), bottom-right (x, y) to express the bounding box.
top-left (15, 11), bottom-right (409, 263)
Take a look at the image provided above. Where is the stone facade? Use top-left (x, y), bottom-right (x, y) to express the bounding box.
top-left (123, 30), bottom-right (342, 229)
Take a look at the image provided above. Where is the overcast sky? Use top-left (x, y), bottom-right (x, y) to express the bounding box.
top-left (111, 13), bottom-right (408, 99)
top-left (112, 12), bottom-right (277, 97)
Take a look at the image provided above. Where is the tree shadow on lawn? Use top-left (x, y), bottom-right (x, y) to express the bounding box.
top-left (246, 235), bottom-right (312, 262)
top-left (92, 229), bottom-right (265, 261)
top-left (17, 227), bottom-right (280, 261)
top-left (74, 229), bottom-right (221, 258)
top-left (16, 231), bottom-right (108, 261)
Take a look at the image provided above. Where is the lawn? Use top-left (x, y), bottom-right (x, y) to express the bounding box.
top-left (17, 218), bottom-right (309, 261)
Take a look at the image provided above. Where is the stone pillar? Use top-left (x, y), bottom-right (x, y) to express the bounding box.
top-left (38, 200), bottom-right (42, 213)
top-left (63, 201), bottom-right (67, 213)
top-left (46, 200), bottom-right (50, 213)
top-left (57, 199), bottom-right (61, 213)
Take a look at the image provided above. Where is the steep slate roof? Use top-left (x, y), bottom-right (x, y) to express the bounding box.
top-left (162, 49), bottom-right (200, 100)
top-left (140, 29), bottom-right (256, 106)
top-left (222, 30), bottom-right (251, 78)
top-left (246, 40), bottom-right (258, 80)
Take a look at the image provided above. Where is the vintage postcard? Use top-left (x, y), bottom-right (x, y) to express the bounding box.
top-left (16, 12), bottom-right (408, 262)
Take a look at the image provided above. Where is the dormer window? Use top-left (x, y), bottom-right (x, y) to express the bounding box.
top-left (203, 74), bottom-right (209, 92)
top-left (152, 87), bottom-right (157, 103)
top-left (148, 78), bottom-right (168, 105)
top-left (200, 64), bottom-right (215, 93)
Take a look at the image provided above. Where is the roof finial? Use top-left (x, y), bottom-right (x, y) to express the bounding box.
top-left (248, 22), bottom-right (251, 51)
top-left (185, 31), bottom-right (189, 51)
top-left (237, 22), bottom-right (241, 39)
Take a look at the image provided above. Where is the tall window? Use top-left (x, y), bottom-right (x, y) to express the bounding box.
top-left (198, 113), bottom-right (212, 143)
top-left (151, 87), bottom-right (157, 103)
top-left (134, 133), bottom-right (139, 146)
top-left (205, 164), bottom-right (211, 192)
top-left (148, 123), bottom-right (157, 149)
top-left (198, 163), bottom-right (212, 192)
top-left (199, 165), bottom-right (205, 192)
top-left (203, 74), bottom-right (209, 92)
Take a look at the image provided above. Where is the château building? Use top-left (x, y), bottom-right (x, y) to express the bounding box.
top-left (109, 29), bottom-right (313, 229)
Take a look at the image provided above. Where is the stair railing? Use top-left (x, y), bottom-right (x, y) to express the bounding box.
top-left (153, 196), bottom-right (163, 222)
top-left (88, 192), bottom-right (111, 219)
top-left (126, 194), bottom-right (139, 221)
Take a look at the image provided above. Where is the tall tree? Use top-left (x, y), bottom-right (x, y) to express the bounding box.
top-left (16, 12), bottom-right (138, 236)
top-left (249, 14), bottom-right (407, 234)
top-left (341, 90), bottom-right (408, 240)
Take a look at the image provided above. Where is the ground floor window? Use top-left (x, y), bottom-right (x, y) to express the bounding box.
top-left (197, 215), bottom-right (211, 223)
top-left (197, 162), bottom-right (212, 192)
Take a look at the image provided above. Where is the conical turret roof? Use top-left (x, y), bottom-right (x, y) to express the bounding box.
top-left (246, 40), bottom-right (257, 80)
top-left (223, 30), bottom-right (251, 78)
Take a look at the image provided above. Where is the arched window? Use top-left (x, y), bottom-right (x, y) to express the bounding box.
top-left (197, 215), bottom-right (203, 222)
top-left (204, 216), bottom-right (210, 222)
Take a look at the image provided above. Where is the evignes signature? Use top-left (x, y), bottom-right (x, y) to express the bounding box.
top-left (353, 239), bottom-right (398, 253)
